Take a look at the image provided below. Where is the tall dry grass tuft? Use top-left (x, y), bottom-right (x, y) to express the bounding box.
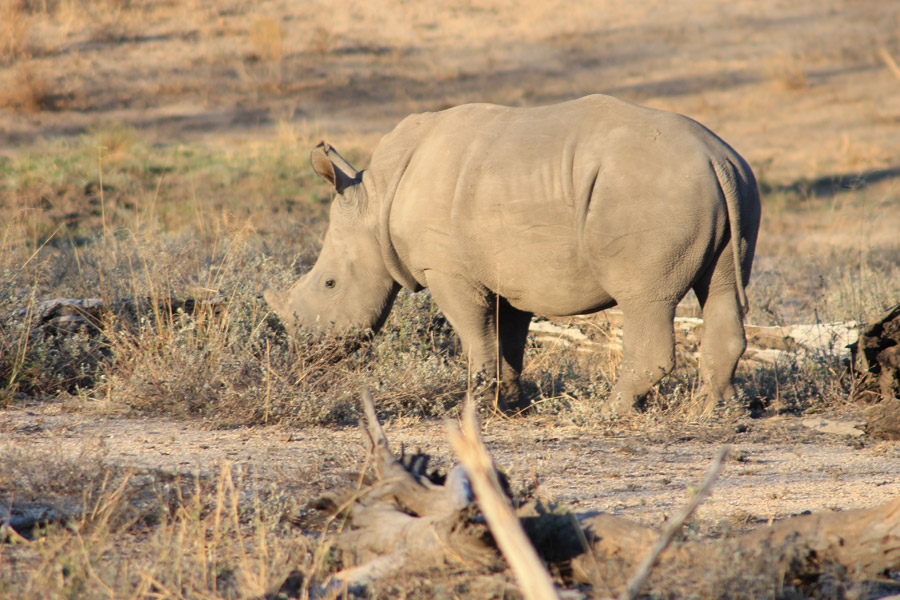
top-left (248, 15), bottom-right (283, 63)
top-left (0, 67), bottom-right (51, 113)
top-left (0, 0), bottom-right (31, 63)
top-left (307, 25), bottom-right (332, 55)
top-left (244, 15), bottom-right (285, 93)
top-left (767, 52), bottom-right (809, 91)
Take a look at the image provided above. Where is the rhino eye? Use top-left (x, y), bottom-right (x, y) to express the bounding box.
top-left (324, 278), bottom-right (336, 289)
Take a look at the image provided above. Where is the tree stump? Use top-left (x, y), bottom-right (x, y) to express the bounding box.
top-left (853, 303), bottom-right (900, 401)
top-left (851, 304), bottom-right (900, 439)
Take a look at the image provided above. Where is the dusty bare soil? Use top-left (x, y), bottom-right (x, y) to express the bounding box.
top-left (2, 0), bottom-right (900, 595)
top-left (3, 399), bottom-right (898, 530)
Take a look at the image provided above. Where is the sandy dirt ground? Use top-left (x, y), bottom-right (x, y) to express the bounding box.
top-left (2, 400), bottom-right (898, 530)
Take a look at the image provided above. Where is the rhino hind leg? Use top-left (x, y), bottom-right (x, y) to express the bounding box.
top-left (694, 280), bottom-right (747, 414)
top-left (608, 300), bottom-right (677, 415)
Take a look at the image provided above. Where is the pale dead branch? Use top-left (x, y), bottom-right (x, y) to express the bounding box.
top-left (447, 393), bottom-right (562, 600)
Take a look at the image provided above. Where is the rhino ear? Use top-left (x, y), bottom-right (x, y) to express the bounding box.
top-left (311, 142), bottom-right (358, 195)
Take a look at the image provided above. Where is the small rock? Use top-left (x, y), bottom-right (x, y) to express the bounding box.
top-left (800, 418), bottom-right (865, 437)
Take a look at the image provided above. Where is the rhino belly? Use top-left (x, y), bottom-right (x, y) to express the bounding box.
top-left (471, 239), bottom-right (617, 317)
top-left (508, 284), bottom-right (617, 317)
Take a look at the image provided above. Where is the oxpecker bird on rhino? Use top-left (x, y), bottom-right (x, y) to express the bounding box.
top-left (265, 94), bottom-right (761, 415)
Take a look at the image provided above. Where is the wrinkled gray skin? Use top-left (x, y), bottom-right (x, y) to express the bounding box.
top-left (265, 95), bottom-right (761, 415)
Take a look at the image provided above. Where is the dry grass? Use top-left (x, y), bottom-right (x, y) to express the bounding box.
top-left (248, 15), bottom-right (283, 63)
top-left (880, 46), bottom-right (900, 81)
top-left (0, 444), bottom-right (316, 599)
top-left (767, 52), bottom-right (809, 91)
top-left (0, 0), bottom-right (32, 63)
top-left (2, 125), bottom-right (897, 428)
top-left (0, 67), bottom-right (51, 113)
top-left (1, 1), bottom-right (900, 596)
top-left (0, 125), bottom-right (472, 425)
top-left (0, 0), bottom-right (143, 60)
top-left (306, 25), bottom-right (332, 55)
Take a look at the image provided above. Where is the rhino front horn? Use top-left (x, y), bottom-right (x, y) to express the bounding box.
top-left (263, 288), bottom-right (287, 315)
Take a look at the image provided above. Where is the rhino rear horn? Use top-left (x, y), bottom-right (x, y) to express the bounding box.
top-left (311, 142), bottom-right (358, 194)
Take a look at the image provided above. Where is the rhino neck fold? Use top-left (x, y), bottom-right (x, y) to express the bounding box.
top-left (367, 163), bottom-right (424, 293)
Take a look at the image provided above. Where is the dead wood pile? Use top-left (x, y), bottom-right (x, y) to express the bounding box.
top-left (853, 303), bottom-right (900, 400)
top-left (851, 303), bottom-right (900, 440)
top-left (299, 389), bottom-right (900, 599)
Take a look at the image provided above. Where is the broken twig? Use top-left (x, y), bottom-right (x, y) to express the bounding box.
top-left (620, 446), bottom-right (729, 600)
top-left (879, 47), bottom-right (900, 82)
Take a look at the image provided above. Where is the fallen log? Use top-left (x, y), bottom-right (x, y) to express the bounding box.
top-left (313, 388), bottom-right (500, 593)
top-left (529, 310), bottom-right (860, 367)
top-left (574, 497), bottom-right (900, 596)
top-left (305, 389), bottom-right (900, 599)
top-left (8, 296), bottom-right (224, 335)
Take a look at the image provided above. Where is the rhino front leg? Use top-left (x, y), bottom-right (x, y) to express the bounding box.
top-left (425, 271), bottom-right (527, 414)
top-left (608, 300), bottom-right (676, 415)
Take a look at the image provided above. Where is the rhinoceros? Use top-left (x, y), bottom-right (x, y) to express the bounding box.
top-left (265, 94), bottom-right (761, 414)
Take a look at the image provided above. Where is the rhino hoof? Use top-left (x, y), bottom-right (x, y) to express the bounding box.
top-left (692, 386), bottom-right (752, 419)
top-left (503, 395), bottom-right (533, 416)
top-left (603, 393), bottom-right (644, 418)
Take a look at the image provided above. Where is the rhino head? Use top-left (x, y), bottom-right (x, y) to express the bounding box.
top-left (264, 142), bottom-right (400, 342)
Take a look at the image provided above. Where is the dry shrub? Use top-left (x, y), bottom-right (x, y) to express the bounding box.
top-left (0, 205), bottom-right (463, 425)
top-left (248, 15), bottom-right (283, 62)
top-left (307, 25), bottom-right (332, 54)
top-left (0, 67), bottom-right (50, 113)
top-left (87, 12), bottom-right (134, 43)
top-left (0, 317), bottom-right (106, 404)
top-left (95, 275), bottom-right (468, 426)
top-left (243, 15), bottom-right (285, 93)
top-left (0, 0), bottom-right (31, 62)
top-left (768, 52), bottom-right (809, 91)
top-left (0, 441), bottom-right (112, 503)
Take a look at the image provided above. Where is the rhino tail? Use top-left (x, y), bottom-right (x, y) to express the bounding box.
top-left (712, 159), bottom-right (749, 315)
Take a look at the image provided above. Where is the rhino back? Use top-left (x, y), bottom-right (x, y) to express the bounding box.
top-left (378, 95), bottom-right (745, 316)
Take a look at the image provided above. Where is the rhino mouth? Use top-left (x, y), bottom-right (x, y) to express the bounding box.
top-left (289, 327), bottom-right (373, 365)
top-left (263, 291), bottom-right (375, 363)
